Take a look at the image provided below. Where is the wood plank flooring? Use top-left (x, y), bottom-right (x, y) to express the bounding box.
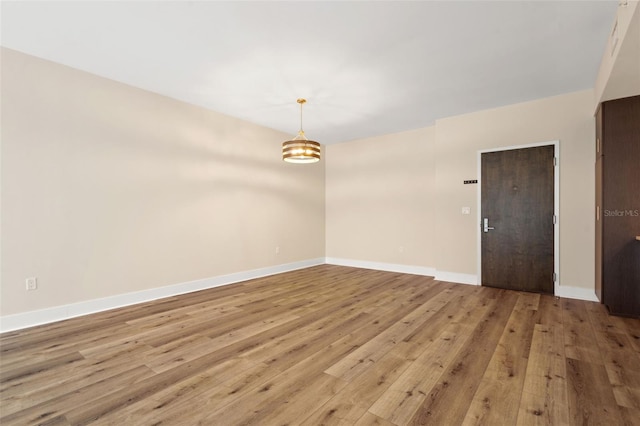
top-left (1, 265), bottom-right (639, 425)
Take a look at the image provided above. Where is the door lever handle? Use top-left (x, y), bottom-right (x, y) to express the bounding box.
top-left (483, 218), bottom-right (495, 233)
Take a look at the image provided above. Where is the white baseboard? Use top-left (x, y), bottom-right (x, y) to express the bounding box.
top-left (434, 271), bottom-right (479, 286)
top-left (324, 258), bottom-right (481, 287)
top-left (555, 285), bottom-right (599, 302)
top-left (324, 257), bottom-right (436, 277)
top-left (0, 258), bottom-right (325, 333)
top-left (1, 258), bottom-right (599, 333)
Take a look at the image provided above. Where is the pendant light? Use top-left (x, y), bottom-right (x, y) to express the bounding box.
top-left (282, 98), bottom-right (321, 163)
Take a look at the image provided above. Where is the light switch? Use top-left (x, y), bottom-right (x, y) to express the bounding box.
top-left (461, 207), bottom-right (471, 215)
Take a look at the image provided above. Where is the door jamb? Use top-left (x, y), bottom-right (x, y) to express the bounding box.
top-left (476, 140), bottom-right (560, 294)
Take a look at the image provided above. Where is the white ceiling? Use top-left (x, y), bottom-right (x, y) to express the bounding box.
top-left (1, 1), bottom-right (618, 144)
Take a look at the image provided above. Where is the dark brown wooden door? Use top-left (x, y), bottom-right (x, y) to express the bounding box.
top-left (481, 146), bottom-right (555, 294)
top-left (599, 95), bottom-right (640, 317)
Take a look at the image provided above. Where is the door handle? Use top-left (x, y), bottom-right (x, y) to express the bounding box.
top-left (483, 218), bottom-right (495, 233)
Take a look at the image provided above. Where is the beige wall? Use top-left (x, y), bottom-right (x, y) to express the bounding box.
top-left (434, 90), bottom-right (595, 291)
top-left (326, 90), bottom-right (596, 292)
top-left (326, 127), bottom-right (435, 268)
top-left (1, 48), bottom-right (325, 316)
top-left (2, 33), bottom-right (627, 320)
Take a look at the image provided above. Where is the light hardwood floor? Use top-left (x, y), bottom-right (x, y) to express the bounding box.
top-left (1, 265), bottom-right (639, 425)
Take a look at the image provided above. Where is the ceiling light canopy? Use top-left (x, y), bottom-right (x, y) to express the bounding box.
top-left (282, 98), bottom-right (321, 164)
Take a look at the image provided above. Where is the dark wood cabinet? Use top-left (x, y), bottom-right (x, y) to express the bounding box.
top-left (595, 95), bottom-right (640, 317)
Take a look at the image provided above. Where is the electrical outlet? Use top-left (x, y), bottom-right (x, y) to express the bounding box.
top-left (462, 207), bottom-right (471, 215)
top-left (399, 246), bottom-right (404, 253)
top-left (26, 277), bottom-right (37, 291)
top-left (275, 246), bottom-right (280, 255)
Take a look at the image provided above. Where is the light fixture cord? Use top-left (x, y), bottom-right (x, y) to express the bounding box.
top-left (299, 101), bottom-right (304, 133)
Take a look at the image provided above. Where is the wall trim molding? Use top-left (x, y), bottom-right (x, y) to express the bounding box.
top-left (324, 258), bottom-right (480, 286)
top-left (434, 271), bottom-right (479, 286)
top-left (555, 285), bottom-right (599, 302)
top-left (324, 257), bottom-right (436, 277)
top-left (0, 258), bottom-right (325, 333)
top-left (1, 257), bottom-right (599, 333)
top-left (325, 260), bottom-right (601, 304)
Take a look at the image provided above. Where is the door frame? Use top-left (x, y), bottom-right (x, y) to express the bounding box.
top-left (476, 140), bottom-right (560, 294)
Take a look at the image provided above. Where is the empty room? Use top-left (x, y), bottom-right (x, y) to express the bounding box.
top-left (1, 1), bottom-right (639, 425)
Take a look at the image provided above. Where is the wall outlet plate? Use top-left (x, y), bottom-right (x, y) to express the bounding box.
top-left (26, 277), bottom-right (38, 291)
